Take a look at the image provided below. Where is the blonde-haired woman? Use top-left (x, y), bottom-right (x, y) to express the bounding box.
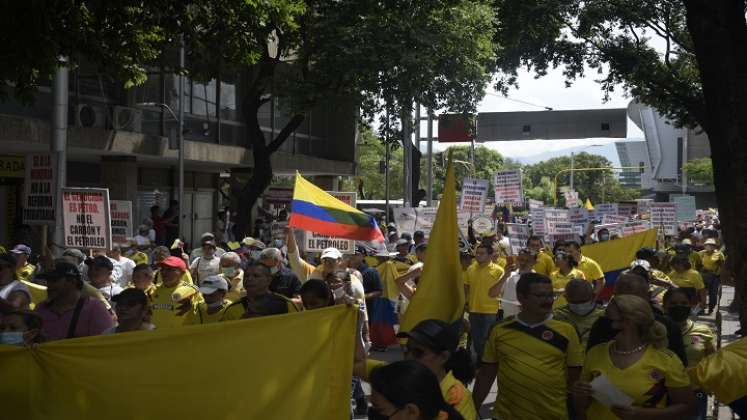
top-left (571, 295), bottom-right (695, 420)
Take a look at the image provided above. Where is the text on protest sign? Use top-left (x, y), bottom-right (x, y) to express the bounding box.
top-left (671, 195), bottom-right (697, 222)
top-left (650, 203), bottom-right (677, 236)
top-left (528, 199), bottom-right (544, 210)
top-left (62, 188), bottom-right (111, 250)
top-left (23, 154), bottom-right (56, 225)
top-left (593, 203), bottom-right (619, 221)
top-left (622, 220), bottom-right (652, 237)
top-left (602, 214), bottom-right (628, 225)
top-left (493, 169), bottom-right (524, 207)
top-left (530, 208), bottom-right (546, 236)
top-left (303, 192), bottom-right (356, 254)
top-left (506, 224), bottom-right (530, 255)
top-left (110, 200), bottom-right (133, 245)
top-left (460, 178), bottom-right (489, 214)
top-left (564, 191), bottom-right (579, 208)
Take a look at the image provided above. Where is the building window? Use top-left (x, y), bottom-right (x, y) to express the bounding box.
top-left (522, 124), bottom-right (531, 134)
top-left (601, 122), bottom-right (610, 131)
top-left (191, 80), bottom-right (217, 118)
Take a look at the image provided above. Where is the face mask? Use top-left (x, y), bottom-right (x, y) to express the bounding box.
top-left (668, 305), bottom-right (691, 322)
top-left (568, 301), bottom-right (596, 315)
top-left (0, 331), bottom-right (25, 346)
top-left (221, 267), bottom-right (237, 278)
top-left (250, 251), bottom-right (261, 260)
top-left (599, 234), bottom-right (610, 241)
top-left (269, 266), bottom-right (279, 275)
top-left (332, 286), bottom-right (345, 300)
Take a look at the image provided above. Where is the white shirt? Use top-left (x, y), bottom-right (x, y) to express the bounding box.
top-left (0, 280), bottom-right (31, 301)
top-left (112, 256), bottom-right (136, 287)
top-left (500, 269), bottom-right (535, 318)
top-left (189, 255), bottom-right (221, 285)
top-left (98, 283), bottom-right (124, 302)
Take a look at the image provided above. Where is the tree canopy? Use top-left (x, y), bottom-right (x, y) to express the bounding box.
top-left (683, 157), bottom-right (713, 186)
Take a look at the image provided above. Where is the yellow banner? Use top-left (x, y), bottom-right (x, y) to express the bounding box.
top-left (0, 305), bottom-right (356, 420)
top-left (0, 155), bottom-right (24, 178)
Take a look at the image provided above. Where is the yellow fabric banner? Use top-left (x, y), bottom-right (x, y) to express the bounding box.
top-left (0, 305), bottom-right (356, 420)
top-left (399, 151), bottom-right (465, 332)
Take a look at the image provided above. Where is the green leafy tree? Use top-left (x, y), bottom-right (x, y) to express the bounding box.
top-left (684, 157), bottom-right (714, 186)
top-left (425, 145), bottom-right (509, 200)
top-left (491, 0), bottom-right (747, 328)
top-left (525, 176), bottom-right (555, 204)
top-left (341, 128), bottom-right (404, 200)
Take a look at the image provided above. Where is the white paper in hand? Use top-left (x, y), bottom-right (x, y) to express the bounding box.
top-left (590, 374), bottom-right (634, 408)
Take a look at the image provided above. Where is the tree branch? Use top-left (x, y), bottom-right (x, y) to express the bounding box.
top-left (266, 114), bottom-right (305, 154)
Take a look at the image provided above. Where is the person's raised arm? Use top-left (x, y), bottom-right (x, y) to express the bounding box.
top-left (489, 266), bottom-right (513, 298)
top-left (472, 363), bottom-right (498, 410)
top-left (286, 228), bottom-right (314, 281)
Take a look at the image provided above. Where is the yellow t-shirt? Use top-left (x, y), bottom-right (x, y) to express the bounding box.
top-left (16, 263), bottom-right (35, 282)
top-left (464, 262), bottom-right (504, 314)
top-left (689, 337), bottom-right (747, 404)
top-left (154, 270), bottom-right (194, 286)
top-left (682, 320), bottom-right (715, 366)
top-left (364, 360), bottom-right (477, 420)
top-left (533, 251), bottom-right (556, 276)
top-left (147, 281), bottom-right (198, 330)
top-left (582, 342), bottom-right (690, 420)
top-left (699, 250), bottom-right (724, 274)
top-left (183, 300), bottom-right (231, 325)
top-left (220, 293), bottom-right (299, 321)
top-left (578, 255), bottom-right (604, 282)
top-left (550, 268), bottom-right (586, 308)
top-left (482, 317), bottom-right (584, 420)
top-left (668, 269), bottom-right (705, 290)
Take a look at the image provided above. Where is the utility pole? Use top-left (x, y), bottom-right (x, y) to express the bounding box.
top-left (52, 60), bottom-right (69, 252)
top-left (385, 109), bottom-right (391, 227)
top-left (426, 110), bottom-right (434, 206)
top-left (177, 34), bottom-right (185, 240)
top-left (401, 102), bottom-right (412, 207)
top-left (570, 152), bottom-right (575, 192)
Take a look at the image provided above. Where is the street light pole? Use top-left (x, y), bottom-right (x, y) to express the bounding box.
top-left (570, 152), bottom-right (575, 191)
top-left (177, 34), bottom-right (185, 240)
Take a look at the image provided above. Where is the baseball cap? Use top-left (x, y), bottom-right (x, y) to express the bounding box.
top-left (38, 260), bottom-right (81, 281)
top-left (198, 275), bottom-right (229, 295)
top-left (320, 248), bottom-right (342, 260)
top-left (89, 255), bottom-right (115, 271)
top-left (396, 238), bottom-right (411, 247)
top-left (242, 237), bottom-right (266, 249)
top-left (630, 259), bottom-right (652, 272)
top-left (112, 288), bottom-right (148, 307)
top-left (200, 232), bottom-right (215, 240)
top-left (10, 244), bottom-right (31, 255)
top-left (681, 238), bottom-right (693, 245)
top-left (704, 238), bottom-right (718, 246)
top-left (396, 319), bottom-right (459, 353)
top-left (62, 248), bottom-right (86, 263)
top-left (201, 240), bottom-right (217, 249)
top-left (159, 256), bottom-right (187, 271)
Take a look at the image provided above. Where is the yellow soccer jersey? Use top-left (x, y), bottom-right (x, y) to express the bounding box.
top-left (482, 317), bottom-right (584, 420)
top-left (16, 263), bottom-right (35, 282)
top-left (668, 269), bottom-right (705, 290)
top-left (183, 300), bottom-right (231, 325)
top-left (464, 262), bottom-right (504, 314)
top-left (550, 268), bottom-right (586, 309)
top-left (440, 370), bottom-right (477, 420)
top-left (682, 320), bottom-right (716, 366)
top-left (699, 250), bottom-right (724, 274)
top-left (533, 251), bottom-right (556, 276)
top-left (220, 293), bottom-right (299, 321)
top-left (578, 255), bottom-right (604, 282)
top-left (582, 342), bottom-right (690, 420)
top-left (148, 281), bottom-right (199, 330)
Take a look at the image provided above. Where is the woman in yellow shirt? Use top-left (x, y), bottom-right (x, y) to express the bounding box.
top-left (668, 255), bottom-right (706, 309)
top-left (698, 238), bottom-right (724, 314)
top-left (550, 252), bottom-right (586, 309)
top-left (663, 288), bottom-right (716, 420)
top-left (571, 295), bottom-right (695, 420)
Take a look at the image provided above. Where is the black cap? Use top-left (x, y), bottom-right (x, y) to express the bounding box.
top-left (112, 288), bottom-right (148, 306)
top-left (0, 253), bottom-right (16, 268)
top-left (38, 260), bottom-right (81, 281)
top-left (396, 319), bottom-right (459, 353)
top-left (395, 238), bottom-right (411, 247)
top-left (636, 247), bottom-right (656, 260)
top-left (414, 230), bottom-right (425, 239)
top-left (86, 255), bottom-right (114, 271)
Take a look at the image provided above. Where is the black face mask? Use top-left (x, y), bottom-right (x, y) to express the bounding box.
top-left (668, 305), bottom-right (691, 322)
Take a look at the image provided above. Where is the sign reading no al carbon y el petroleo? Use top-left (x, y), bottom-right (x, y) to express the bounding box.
top-left (62, 188), bottom-right (111, 250)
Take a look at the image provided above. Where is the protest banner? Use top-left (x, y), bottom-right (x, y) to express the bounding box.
top-left (394, 206), bottom-right (472, 239)
top-left (62, 188), bottom-right (111, 250)
top-left (0, 305), bottom-right (356, 420)
top-left (530, 208), bottom-right (546, 236)
top-left (650, 202), bottom-right (677, 236)
top-left (471, 215), bottom-right (494, 236)
top-left (460, 177), bottom-right (489, 213)
top-left (493, 169), bottom-right (523, 207)
top-left (623, 220), bottom-right (652, 237)
top-left (569, 207), bottom-right (589, 226)
top-left (303, 192), bottom-right (356, 253)
top-left (617, 202), bottom-right (638, 218)
top-left (109, 200), bottom-right (133, 245)
top-left (635, 199), bottom-right (653, 219)
top-left (670, 194), bottom-right (697, 222)
top-left (506, 223), bottom-right (530, 255)
top-left (602, 214), bottom-right (628, 225)
top-left (593, 203), bottom-right (619, 221)
top-left (563, 191), bottom-right (579, 208)
top-left (594, 223), bottom-right (625, 239)
top-left (263, 187), bottom-right (293, 205)
top-left (23, 154), bottom-right (56, 224)
top-left (528, 199), bottom-right (544, 210)
top-left (271, 221), bottom-right (288, 241)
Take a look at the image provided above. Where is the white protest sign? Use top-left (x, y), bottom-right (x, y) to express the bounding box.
top-left (617, 202), bottom-right (637, 218)
top-left (506, 224), bottom-right (530, 255)
top-left (528, 199), bottom-right (544, 210)
top-left (23, 154), bottom-right (56, 224)
top-left (650, 202), bottom-right (677, 236)
top-left (460, 177), bottom-right (489, 213)
top-left (394, 206), bottom-right (471, 239)
top-left (62, 188), bottom-right (111, 250)
top-left (471, 216), bottom-right (494, 236)
top-left (303, 192), bottom-right (356, 254)
top-left (530, 208), bottom-right (546, 236)
top-left (671, 195), bottom-right (697, 222)
top-left (493, 169), bottom-right (524, 207)
top-left (271, 221), bottom-right (288, 240)
top-left (602, 214), bottom-right (628, 225)
top-left (622, 220), bottom-right (652, 237)
top-left (593, 203), bottom-right (619, 221)
top-left (110, 200), bottom-right (133, 245)
top-left (544, 208), bottom-right (571, 234)
top-left (569, 207), bottom-right (589, 226)
top-left (635, 199), bottom-right (653, 218)
top-left (563, 191), bottom-right (579, 208)
top-left (594, 223), bottom-right (625, 239)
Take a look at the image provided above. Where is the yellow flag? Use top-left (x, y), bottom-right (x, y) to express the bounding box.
top-left (584, 198), bottom-right (594, 210)
top-left (0, 306), bottom-right (356, 420)
top-left (399, 150), bottom-right (465, 331)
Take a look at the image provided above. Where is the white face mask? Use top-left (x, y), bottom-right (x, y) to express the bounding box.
top-left (568, 301), bottom-right (596, 315)
top-left (332, 286), bottom-right (345, 300)
top-left (0, 331), bottom-right (25, 346)
top-left (269, 266), bottom-right (279, 275)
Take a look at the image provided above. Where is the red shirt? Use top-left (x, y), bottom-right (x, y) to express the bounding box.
top-left (35, 296), bottom-right (115, 341)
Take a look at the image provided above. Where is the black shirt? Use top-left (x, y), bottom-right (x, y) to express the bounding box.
top-left (358, 263), bottom-right (383, 295)
top-left (269, 267), bottom-right (302, 299)
top-left (585, 305), bottom-right (688, 366)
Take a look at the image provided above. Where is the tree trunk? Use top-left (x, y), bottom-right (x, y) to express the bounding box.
top-left (234, 94), bottom-right (305, 238)
top-left (685, 0), bottom-right (747, 331)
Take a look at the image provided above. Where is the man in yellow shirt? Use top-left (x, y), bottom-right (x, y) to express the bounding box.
top-left (10, 245), bottom-right (35, 282)
top-left (698, 238), bottom-right (724, 314)
top-left (464, 244), bottom-right (504, 361)
top-left (220, 263), bottom-right (299, 321)
top-left (566, 241), bottom-right (605, 301)
top-left (473, 273), bottom-right (583, 420)
top-left (527, 236), bottom-right (555, 276)
top-left (183, 275), bottom-right (230, 325)
top-left (147, 256), bottom-right (200, 330)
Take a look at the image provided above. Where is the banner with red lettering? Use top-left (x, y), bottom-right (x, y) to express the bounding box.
top-left (62, 188), bottom-right (111, 250)
top-left (23, 154), bottom-right (56, 225)
top-left (110, 200), bottom-right (133, 246)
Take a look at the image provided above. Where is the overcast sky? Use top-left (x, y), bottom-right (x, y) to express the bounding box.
top-left (420, 66), bottom-right (646, 167)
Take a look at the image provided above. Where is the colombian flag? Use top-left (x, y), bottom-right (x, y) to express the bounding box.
top-left (581, 229), bottom-right (657, 300)
top-left (289, 173), bottom-right (385, 242)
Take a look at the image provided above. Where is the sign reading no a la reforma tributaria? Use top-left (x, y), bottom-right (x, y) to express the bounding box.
top-left (493, 169), bottom-right (523, 207)
top-left (62, 188), bottom-right (112, 250)
top-left (23, 154), bottom-right (56, 225)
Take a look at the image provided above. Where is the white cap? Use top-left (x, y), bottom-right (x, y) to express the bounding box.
top-left (630, 259), bottom-right (651, 272)
top-left (199, 275), bottom-right (229, 295)
top-left (320, 248), bottom-right (342, 260)
top-left (704, 238), bottom-right (718, 246)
